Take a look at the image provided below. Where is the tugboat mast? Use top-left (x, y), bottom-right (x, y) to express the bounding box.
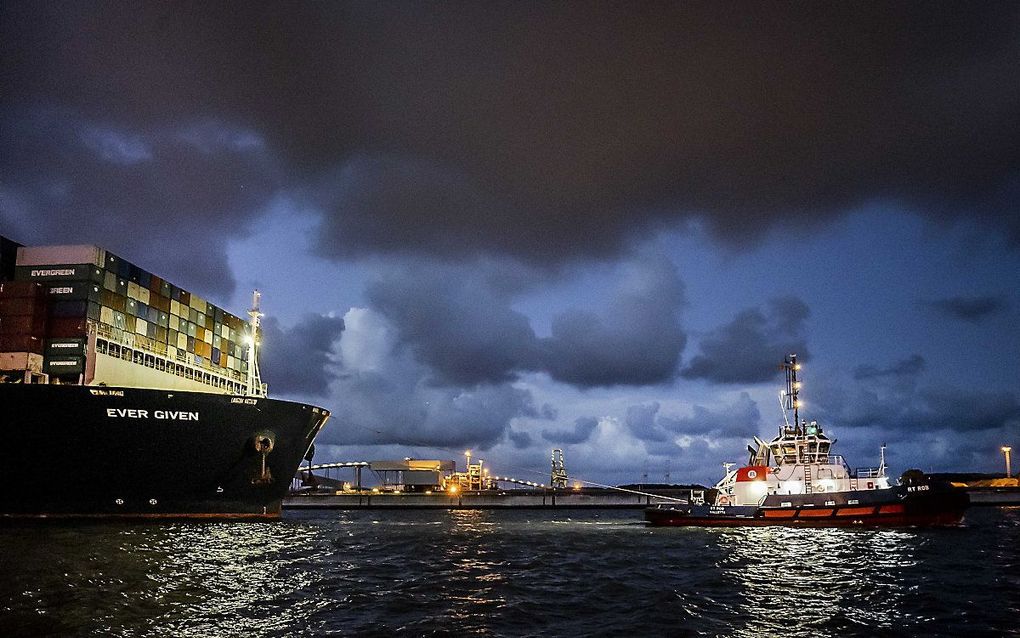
top-left (782, 353), bottom-right (801, 433)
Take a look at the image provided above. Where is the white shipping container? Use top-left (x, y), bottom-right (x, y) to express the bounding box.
top-left (139, 288), bottom-right (150, 305)
top-left (170, 300), bottom-right (181, 317)
top-left (169, 315), bottom-right (179, 331)
top-left (127, 281), bottom-right (140, 301)
top-left (190, 295), bottom-right (206, 313)
top-left (16, 244), bottom-right (105, 267)
top-left (135, 318), bottom-right (147, 336)
top-left (0, 352), bottom-right (44, 373)
top-left (203, 330), bottom-right (213, 344)
top-left (177, 333), bottom-right (188, 350)
top-left (100, 306), bottom-right (115, 326)
top-left (227, 355), bottom-right (236, 369)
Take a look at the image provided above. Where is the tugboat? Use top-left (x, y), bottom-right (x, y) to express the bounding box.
top-left (645, 355), bottom-right (969, 527)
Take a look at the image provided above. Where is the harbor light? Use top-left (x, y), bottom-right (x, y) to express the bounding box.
top-left (1002, 446), bottom-right (1013, 477)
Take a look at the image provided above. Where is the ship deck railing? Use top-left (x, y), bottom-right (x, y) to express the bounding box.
top-left (92, 322), bottom-right (250, 393)
top-left (854, 467), bottom-right (883, 479)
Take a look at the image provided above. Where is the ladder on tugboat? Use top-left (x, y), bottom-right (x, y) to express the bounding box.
top-left (803, 465), bottom-right (812, 494)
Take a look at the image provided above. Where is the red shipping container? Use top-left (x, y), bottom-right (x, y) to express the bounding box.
top-left (0, 315), bottom-right (46, 335)
top-left (149, 274), bottom-right (163, 293)
top-left (46, 317), bottom-right (88, 338)
top-left (0, 297), bottom-right (46, 317)
top-left (152, 294), bottom-right (170, 313)
top-left (0, 281), bottom-right (44, 300)
top-left (0, 334), bottom-right (44, 353)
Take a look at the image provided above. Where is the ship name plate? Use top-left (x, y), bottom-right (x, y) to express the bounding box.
top-left (106, 408), bottom-right (199, 421)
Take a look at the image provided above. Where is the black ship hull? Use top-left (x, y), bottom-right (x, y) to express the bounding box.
top-left (645, 484), bottom-right (969, 528)
top-left (0, 384), bottom-right (329, 519)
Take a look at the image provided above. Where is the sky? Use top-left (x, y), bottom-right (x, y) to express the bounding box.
top-left (2, 2), bottom-right (1018, 485)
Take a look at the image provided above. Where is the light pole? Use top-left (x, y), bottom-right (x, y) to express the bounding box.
top-left (1002, 446), bottom-right (1012, 478)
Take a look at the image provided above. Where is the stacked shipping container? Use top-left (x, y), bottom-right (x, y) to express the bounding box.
top-left (5, 244), bottom-right (251, 384)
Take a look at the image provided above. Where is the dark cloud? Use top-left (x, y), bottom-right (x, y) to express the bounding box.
top-left (507, 428), bottom-right (533, 450)
top-left (259, 313), bottom-right (345, 397)
top-left (542, 417), bottom-right (599, 445)
top-left (658, 392), bottom-right (762, 439)
top-left (364, 257), bottom-right (686, 388)
top-left (814, 365), bottom-right (1020, 435)
top-left (363, 262), bottom-right (539, 386)
top-left (318, 307), bottom-right (541, 449)
top-left (625, 403), bottom-right (671, 443)
top-left (539, 404), bottom-right (558, 421)
top-left (542, 257), bottom-right (686, 387)
top-left (927, 296), bottom-right (1009, 323)
top-left (681, 297), bottom-right (810, 384)
top-left (4, 3), bottom-right (1019, 271)
top-left (853, 355), bottom-right (926, 380)
top-left (625, 394), bottom-right (762, 445)
top-left (917, 388), bottom-right (1020, 433)
top-left (0, 109), bottom-right (279, 298)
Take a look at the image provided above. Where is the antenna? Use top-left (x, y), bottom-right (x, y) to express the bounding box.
top-left (245, 289), bottom-right (266, 397)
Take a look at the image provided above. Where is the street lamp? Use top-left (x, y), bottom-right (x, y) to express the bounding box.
top-left (1002, 446), bottom-right (1012, 478)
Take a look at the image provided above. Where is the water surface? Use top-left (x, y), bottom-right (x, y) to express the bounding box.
top-left (2, 507), bottom-right (1017, 636)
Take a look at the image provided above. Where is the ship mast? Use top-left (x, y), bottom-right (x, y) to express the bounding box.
top-left (781, 353), bottom-right (801, 433)
top-left (245, 289), bottom-right (267, 397)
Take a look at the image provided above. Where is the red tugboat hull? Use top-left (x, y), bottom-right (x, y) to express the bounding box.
top-left (645, 484), bottom-right (969, 528)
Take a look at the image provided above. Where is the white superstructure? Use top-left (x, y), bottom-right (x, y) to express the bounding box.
top-left (713, 354), bottom-right (890, 507)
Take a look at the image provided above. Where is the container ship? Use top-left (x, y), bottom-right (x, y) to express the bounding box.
top-left (0, 236), bottom-right (330, 519)
top-left (645, 355), bottom-right (969, 527)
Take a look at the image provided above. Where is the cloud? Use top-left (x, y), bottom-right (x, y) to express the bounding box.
top-left (316, 307), bottom-right (542, 450)
top-left (0, 109), bottom-right (278, 298)
top-left (541, 256), bottom-right (687, 387)
top-left (624, 394), bottom-right (763, 445)
top-left (681, 297), bottom-right (810, 384)
top-left (4, 3), bottom-right (1019, 269)
top-left (813, 362), bottom-right (1020, 435)
top-left (625, 403), bottom-right (670, 442)
top-left (507, 428), bottom-right (533, 450)
top-left (363, 261), bottom-right (540, 387)
top-left (927, 296), bottom-right (1009, 323)
top-left (541, 416), bottom-right (599, 445)
top-left (853, 354), bottom-right (926, 380)
top-left (362, 256), bottom-right (686, 389)
top-left (259, 313), bottom-right (345, 397)
top-left (658, 392), bottom-right (762, 439)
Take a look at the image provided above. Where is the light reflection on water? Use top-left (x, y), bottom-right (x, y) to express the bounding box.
top-left (714, 527), bottom-right (925, 636)
top-left (1, 507), bottom-right (1017, 637)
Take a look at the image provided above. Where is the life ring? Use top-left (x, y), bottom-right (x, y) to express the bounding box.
top-left (717, 495), bottom-right (731, 506)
